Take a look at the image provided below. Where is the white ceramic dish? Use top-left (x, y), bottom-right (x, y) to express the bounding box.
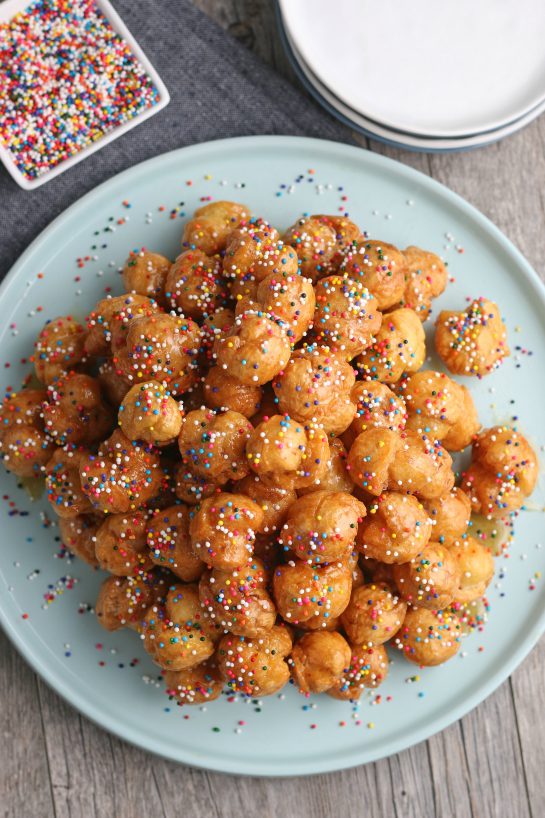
top-left (0, 0), bottom-right (170, 190)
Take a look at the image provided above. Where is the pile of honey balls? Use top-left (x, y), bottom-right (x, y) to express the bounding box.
top-left (0, 202), bottom-right (538, 706)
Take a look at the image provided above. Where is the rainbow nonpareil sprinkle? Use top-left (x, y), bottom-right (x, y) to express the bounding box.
top-left (0, 0), bottom-right (161, 180)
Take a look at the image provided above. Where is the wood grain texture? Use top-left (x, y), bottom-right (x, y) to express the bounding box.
top-left (1, 2), bottom-right (544, 817)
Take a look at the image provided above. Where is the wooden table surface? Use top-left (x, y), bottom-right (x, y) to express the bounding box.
top-left (2, 2), bottom-right (544, 816)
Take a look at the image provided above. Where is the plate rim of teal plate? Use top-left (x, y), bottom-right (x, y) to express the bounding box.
top-left (1, 135), bottom-right (544, 777)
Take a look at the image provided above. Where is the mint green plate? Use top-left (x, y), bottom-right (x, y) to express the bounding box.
top-left (0, 136), bottom-right (544, 776)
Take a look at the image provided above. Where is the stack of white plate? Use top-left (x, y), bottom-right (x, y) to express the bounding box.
top-left (277, 0), bottom-right (545, 152)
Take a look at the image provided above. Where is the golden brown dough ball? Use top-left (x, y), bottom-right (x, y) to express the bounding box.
top-left (327, 644), bottom-right (389, 699)
top-left (313, 215), bottom-right (362, 271)
top-left (79, 429), bottom-right (162, 513)
top-left (214, 310), bottom-right (291, 386)
top-left (164, 660), bottom-right (224, 705)
top-left (122, 249), bottom-right (171, 305)
top-left (245, 415), bottom-right (330, 490)
top-left (146, 504), bottom-right (204, 581)
top-left (291, 631), bottom-right (351, 693)
top-left (350, 380), bottom-right (407, 435)
top-left (394, 607), bottom-right (462, 666)
top-left (199, 557), bottom-right (276, 636)
top-left (313, 275), bottom-right (382, 358)
top-left (356, 491), bottom-right (432, 564)
top-left (118, 380), bottom-right (182, 446)
top-left (174, 463), bottom-right (220, 506)
top-left (178, 408), bottom-right (252, 485)
top-left (252, 270), bottom-right (315, 344)
top-left (125, 313), bottom-right (201, 396)
top-left (45, 446), bottom-right (93, 518)
top-left (423, 487), bottom-right (471, 546)
top-left (182, 201), bottom-right (250, 255)
top-left (203, 367), bottom-right (263, 418)
top-left (272, 560), bottom-right (352, 626)
top-left (435, 298), bottom-right (509, 377)
top-left (393, 543), bottom-right (460, 610)
top-left (189, 492), bottom-right (263, 571)
top-left (396, 246), bottom-right (448, 320)
top-left (58, 513), bottom-right (100, 567)
top-left (398, 370), bottom-right (479, 451)
top-left (34, 316), bottom-right (87, 384)
top-left (165, 249), bottom-right (227, 319)
top-left (224, 221), bottom-right (281, 276)
top-left (341, 239), bottom-right (407, 310)
top-left (85, 294), bottom-right (160, 358)
top-left (142, 583), bottom-right (219, 671)
top-left (43, 373), bottom-right (114, 447)
top-left (450, 536), bottom-right (494, 603)
top-left (279, 490), bottom-right (366, 564)
top-left (98, 359), bottom-right (132, 406)
top-left (461, 425), bottom-right (538, 517)
top-left (95, 572), bottom-right (158, 631)
top-left (282, 217), bottom-right (337, 281)
top-left (94, 510), bottom-right (152, 575)
top-left (297, 437), bottom-right (353, 496)
top-left (341, 582), bottom-right (407, 645)
top-left (234, 474), bottom-right (296, 533)
top-left (216, 625), bottom-right (292, 696)
top-left (0, 388), bottom-right (55, 477)
top-left (356, 308), bottom-right (425, 383)
top-left (272, 346), bottom-right (356, 436)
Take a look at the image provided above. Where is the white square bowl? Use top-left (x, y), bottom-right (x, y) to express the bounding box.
top-left (0, 0), bottom-right (170, 190)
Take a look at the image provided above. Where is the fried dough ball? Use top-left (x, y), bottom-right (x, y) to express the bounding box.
top-left (189, 492), bottom-right (263, 570)
top-left (43, 373), bottom-right (114, 447)
top-left (450, 536), bottom-right (494, 603)
top-left (165, 249), bottom-right (227, 319)
top-left (341, 582), bottom-right (407, 645)
top-left (272, 560), bottom-right (352, 625)
top-left (399, 370), bottom-right (479, 451)
top-left (122, 249), bottom-right (171, 304)
top-left (118, 380), bottom-right (182, 446)
top-left (313, 214), bottom-right (362, 270)
top-left (45, 446), bottom-right (93, 517)
top-left (174, 462), bottom-right (219, 505)
top-left (178, 408), bottom-right (252, 485)
top-left (396, 246), bottom-right (448, 320)
top-left (214, 310), bottom-right (291, 386)
top-left (34, 316), bottom-right (87, 384)
top-left (350, 380), bottom-right (407, 435)
top-left (356, 491), bottom-right (432, 564)
top-left (94, 510), bottom-right (152, 575)
top-left (297, 437), bottom-right (353, 496)
top-left (423, 487), bottom-right (471, 546)
top-left (394, 607), bottom-right (461, 666)
top-left (95, 572), bottom-right (158, 631)
top-left (272, 346), bottom-right (356, 436)
top-left (224, 220), bottom-right (297, 280)
top-left (461, 425), bottom-right (538, 517)
top-left (435, 298), bottom-right (509, 376)
top-left (279, 490), bottom-right (366, 564)
top-left (393, 543), bottom-right (460, 609)
top-left (356, 308), bottom-right (425, 383)
top-left (327, 644), bottom-right (389, 699)
top-left (234, 474), bottom-right (296, 533)
top-left (347, 428), bottom-right (454, 500)
top-left (85, 294), bottom-right (160, 357)
top-left (142, 583), bottom-right (219, 670)
top-left (216, 625), bottom-right (292, 696)
top-left (312, 276), bottom-right (382, 358)
top-left (58, 513), bottom-right (100, 567)
top-left (341, 239), bottom-right (407, 310)
top-left (245, 415), bottom-right (330, 490)
top-left (0, 389), bottom-right (55, 477)
top-left (203, 366), bottom-right (263, 418)
top-left (282, 217), bottom-right (337, 281)
top-left (164, 660), bottom-right (224, 705)
top-left (250, 270), bottom-right (315, 344)
top-left (98, 359), bottom-right (132, 406)
top-left (146, 504), bottom-right (204, 581)
top-left (202, 306), bottom-right (236, 342)
top-left (125, 313), bottom-right (201, 396)
top-left (79, 429), bottom-right (162, 513)
top-left (291, 631), bottom-right (351, 693)
top-left (199, 557), bottom-right (276, 636)
top-left (182, 201), bottom-right (250, 255)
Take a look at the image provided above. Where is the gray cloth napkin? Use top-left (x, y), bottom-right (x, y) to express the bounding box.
top-left (0, 0), bottom-right (352, 280)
